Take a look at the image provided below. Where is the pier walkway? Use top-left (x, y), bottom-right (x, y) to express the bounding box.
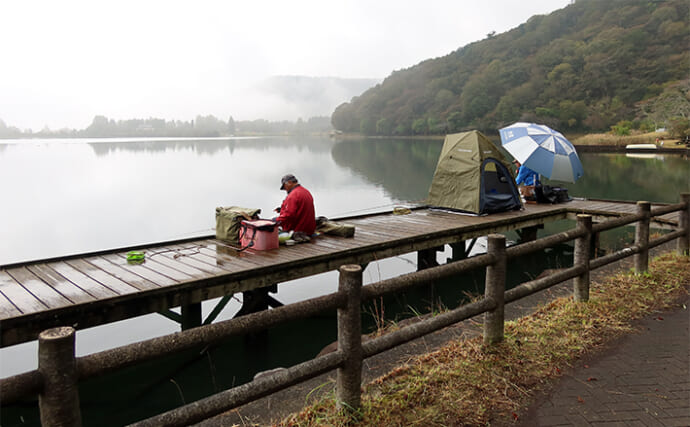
top-left (0, 199), bottom-right (681, 347)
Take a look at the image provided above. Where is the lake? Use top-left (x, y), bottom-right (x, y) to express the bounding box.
top-left (0, 136), bottom-right (688, 425)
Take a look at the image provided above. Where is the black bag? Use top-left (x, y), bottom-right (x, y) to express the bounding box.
top-left (536, 185), bottom-right (570, 204)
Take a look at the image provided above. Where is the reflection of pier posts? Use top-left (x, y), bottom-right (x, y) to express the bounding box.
top-left (517, 225), bottom-right (541, 242)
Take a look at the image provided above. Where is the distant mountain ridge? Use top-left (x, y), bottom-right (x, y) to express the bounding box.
top-left (331, 0), bottom-right (690, 136)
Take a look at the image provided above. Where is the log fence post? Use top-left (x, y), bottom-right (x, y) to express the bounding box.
top-left (634, 201), bottom-right (651, 274)
top-left (483, 234), bottom-right (506, 346)
top-left (336, 264), bottom-right (363, 414)
top-left (679, 193), bottom-right (690, 256)
top-left (574, 215), bottom-right (592, 302)
top-left (38, 327), bottom-right (82, 427)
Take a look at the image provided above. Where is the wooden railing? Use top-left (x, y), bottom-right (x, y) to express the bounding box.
top-left (1, 194), bottom-right (688, 427)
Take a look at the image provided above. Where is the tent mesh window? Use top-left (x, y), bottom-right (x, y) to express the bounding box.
top-left (479, 158), bottom-right (521, 214)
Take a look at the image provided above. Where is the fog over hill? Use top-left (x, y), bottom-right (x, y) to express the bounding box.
top-left (251, 75), bottom-right (382, 120)
top-left (0, 75), bottom-right (381, 136)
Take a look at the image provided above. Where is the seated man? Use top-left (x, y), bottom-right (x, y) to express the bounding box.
top-left (514, 161), bottom-right (541, 201)
top-left (515, 161), bottom-right (540, 186)
top-left (275, 174), bottom-right (316, 235)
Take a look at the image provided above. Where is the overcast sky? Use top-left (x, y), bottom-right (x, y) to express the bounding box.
top-left (0, 0), bottom-right (571, 130)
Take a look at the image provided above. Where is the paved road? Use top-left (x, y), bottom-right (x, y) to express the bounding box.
top-left (518, 296), bottom-right (690, 427)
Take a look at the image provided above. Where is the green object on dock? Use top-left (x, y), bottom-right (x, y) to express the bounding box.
top-left (127, 251), bottom-right (145, 264)
top-left (279, 231), bottom-right (293, 244)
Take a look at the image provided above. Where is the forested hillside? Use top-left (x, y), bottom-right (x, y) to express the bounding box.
top-left (331, 0), bottom-right (689, 136)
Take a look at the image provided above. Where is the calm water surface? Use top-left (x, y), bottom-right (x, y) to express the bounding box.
top-left (0, 136), bottom-right (442, 375)
top-left (0, 136), bottom-right (687, 425)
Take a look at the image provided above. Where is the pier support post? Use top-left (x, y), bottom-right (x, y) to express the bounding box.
top-left (574, 215), bottom-right (592, 302)
top-left (181, 300), bottom-right (202, 330)
top-left (417, 247), bottom-right (442, 270)
top-left (678, 193), bottom-right (690, 256)
top-left (447, 241), bottom-right (466, 263)
top-left (518, 225), bottom-right (540, 243)
top-left (336, 264), bottom-right (363, 415)
top-left (634, 201), bottom-right (651, 274)
top-left (38, 327), bottom-right (82, 427)
top-left (234, 285), bottom-right (283, 318)
top-left (483, 234), bottom-right (506, 346)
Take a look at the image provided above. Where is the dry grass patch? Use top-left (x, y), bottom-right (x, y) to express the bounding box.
top-left (571, 131), bottom-right (686, 147)
top-left (277, 253), bottom-right (688, 427)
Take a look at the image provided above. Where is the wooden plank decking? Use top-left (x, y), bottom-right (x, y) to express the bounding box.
top-left (0, 199), bottom-right (681, 347)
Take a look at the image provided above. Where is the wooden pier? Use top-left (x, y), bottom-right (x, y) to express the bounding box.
top-left (0, 199), bottom-right (682, 347)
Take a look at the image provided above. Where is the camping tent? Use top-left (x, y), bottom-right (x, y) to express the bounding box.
top-left (427, 130), bottom-right (522, 214)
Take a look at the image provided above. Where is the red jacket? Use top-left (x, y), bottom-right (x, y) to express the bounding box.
top-left (276, 185), bottom-right (316, 234)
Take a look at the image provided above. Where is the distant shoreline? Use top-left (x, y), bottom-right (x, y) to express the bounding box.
top-left (2, 133), bottom-right (688, 155)
top-left (575, 144), bottom-right (689, 154)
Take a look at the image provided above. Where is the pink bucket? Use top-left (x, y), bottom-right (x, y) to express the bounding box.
top-left (240, 220), bottom-right (279, 250)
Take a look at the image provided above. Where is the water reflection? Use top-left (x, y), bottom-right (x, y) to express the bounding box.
top-left (0, 136), bottom-right (403, 266)
top-left (625, 153), bottom-right (665, 160)
top-left (86, 136), bottom-right (334, 157)
top-left (558, 153), bottom-right (689, 203)
top-left (331, 139), bottom-right (689, 205)
top-left (331, 138), bottom-right (443, 202)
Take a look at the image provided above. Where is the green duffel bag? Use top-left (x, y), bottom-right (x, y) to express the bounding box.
top-left (215, 206), bottom-right (261, 245)
top-left (316, 218), bottom-right (355, 237)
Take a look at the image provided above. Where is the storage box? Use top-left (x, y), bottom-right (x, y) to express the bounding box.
top-left (240, 220), bottom-right (279, 250)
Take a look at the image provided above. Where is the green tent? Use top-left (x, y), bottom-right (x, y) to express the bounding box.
top-left (427, 130), bottom-right (522, 214)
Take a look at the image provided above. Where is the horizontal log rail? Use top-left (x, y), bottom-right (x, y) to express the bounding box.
top-left (1, 193), bottom-right (688, 427)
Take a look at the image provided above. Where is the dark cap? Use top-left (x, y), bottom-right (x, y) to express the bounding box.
top-left (280, 174), bottom-right (298, 190)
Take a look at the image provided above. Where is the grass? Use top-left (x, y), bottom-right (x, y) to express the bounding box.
top-left (275, 252), bottom-right (689, 426)
top-left (572, 130), bottom-right (685, 148)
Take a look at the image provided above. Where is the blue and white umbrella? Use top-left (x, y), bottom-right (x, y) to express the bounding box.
top-left (499, 122), bottom-right (584, 183)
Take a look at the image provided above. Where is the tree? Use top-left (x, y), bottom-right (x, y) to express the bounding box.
top-left (558, 100), bottom-right (587, 129)
top-left (332, 103), bottom-right (358, 132)
top-left (668, 117), bottom-right (690, 138)
top-left (0, 118), bottom-right (22, 138)
top-left (393, 120), bottom-right (412, 135)
top-left (85, 115), bottom-right (112, 137)
top-left (227, 116), bottom-right (236, 134)
top-left (411, 118), bottom-right (428, 135)
top-left (376, 118), bottom-right (393, 135)
top-left (637, 80), bottom-right (690, 129)
top-left (359, 117), bottom-right (376, 135)
top-left (195, 115), bottom-right (227, 136)
top-left (446, 112), bottom-right (463, 132)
